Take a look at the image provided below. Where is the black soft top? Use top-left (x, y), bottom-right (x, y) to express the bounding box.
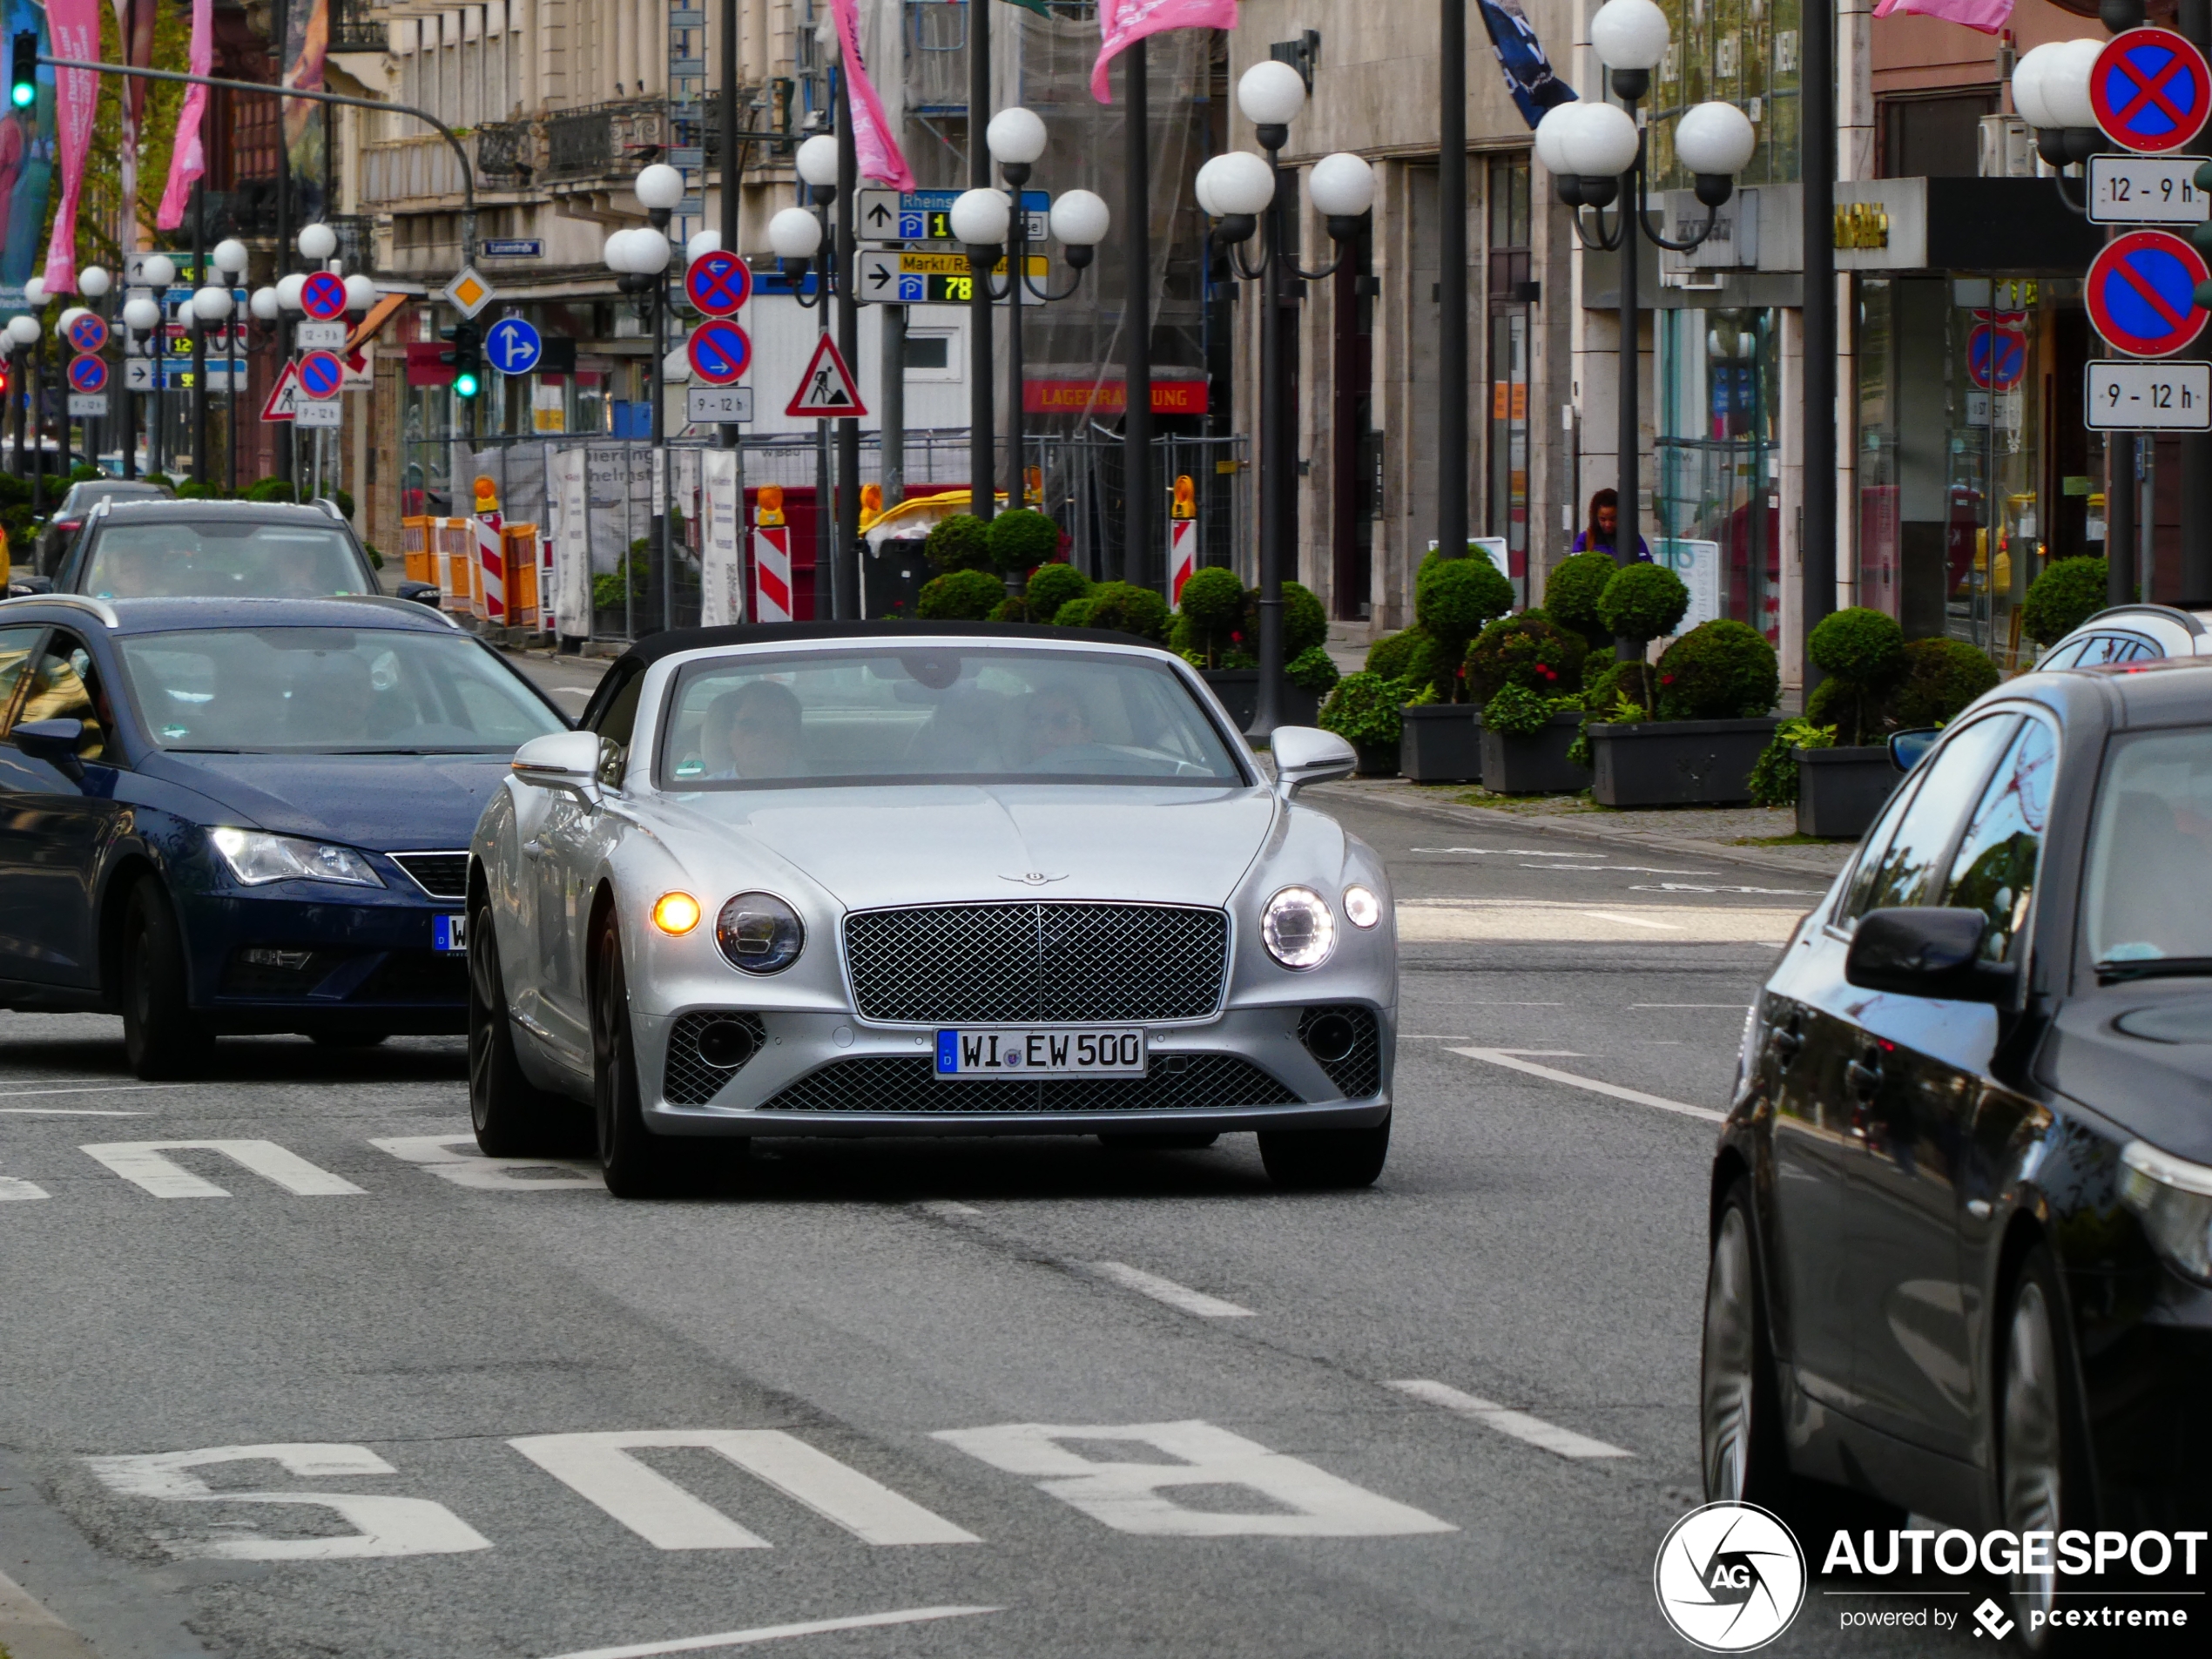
top-left (608, 620), bottom-right (1170, 671)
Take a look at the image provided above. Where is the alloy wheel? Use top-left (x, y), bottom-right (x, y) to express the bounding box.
top-left (2003, 1279), bottom-right (2064, 1634)
top-left (1701, 1203), bottom-right (1757, 1503)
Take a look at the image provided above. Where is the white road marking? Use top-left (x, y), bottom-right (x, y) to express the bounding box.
top-left (509, 1431), bottom-right (979, 1549)
top-left (538, 1606), bottom-right (1001, 1659)
top-left (0, 1082), bottom-right (181, 1099)
top-left (1449, 1047), bottom-right (1727, 1124)
top-left (548, 685), bottom-right (594, 699)
top-left (0, 1163), bottom-right (49, 1200)
top-left (80, 1140), bottom-right (368, 1198)
top-left (1395, 900), bottom-right (1804, 943)
top-left (1087, 1262), bottom-right (1254, 1318)
top-left (1630, 1004), bottom-right (1752, 1010)
top-left (934, 1420), bottom-right (1455, 1538)
top-left (1578, 909), bottom-right (1683, 930)
top-left (1411, 847), bottom-right (1595, 856)
top-left (372, 1135), bottom-right (599, 1190)
top-left (0, 1108), bottom-right (154, 1116)
top-left (916, 1199), bottom-right (981, 1217)
top-left (1386, 1379), bottom-right (1634, 1460)
top-left (84, 1444), bottom-right (491, 1560)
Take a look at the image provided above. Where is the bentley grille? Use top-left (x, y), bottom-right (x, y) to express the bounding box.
top-left (842, 902), bottom-right (1230, 1024)
top-left (757, 1054), bottom-right (1298, 1116)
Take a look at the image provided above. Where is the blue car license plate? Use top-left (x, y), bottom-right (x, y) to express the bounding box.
top-left (433, 914), bottom-right (468, 954)
top-left (934, 1028), bottom-right (1146, 1078)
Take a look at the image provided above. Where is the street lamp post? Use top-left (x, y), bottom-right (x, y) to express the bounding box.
top-left (25, 275), bottom-right (48, 511)
top-left (55, 305), bottom-right (89, 478)
top-left (786, 132), bottom-right (845, 617)
top-left (605, 161), bottom-right (685, 631)
top-left (1197, 63), bottom-right (1375, 740)
top-left (121, 287), bottom-right (158, 480)
top-left (190, 280), bottom-right (233, 488)
top-left (81, 265), bottom-right (111, 474)
top-left (5, 313), bottom-right (35, 484)
top-left (211, 239), bottom-right (247, 493)
top-left (1537, 0), bottom-right (1755, 657)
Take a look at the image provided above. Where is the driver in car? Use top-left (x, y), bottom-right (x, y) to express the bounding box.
top-left (700, 681), bottom-right (806, 779)
top-left (1022, 685), bottom-right (1109, 770)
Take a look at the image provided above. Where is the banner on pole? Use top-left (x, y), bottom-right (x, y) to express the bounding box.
top-left (700, 451), bottom-right (745, 625)
top-left (157, 0), bottom-right (214, 231)
top-left (1092, 0), bottom-right (1238, 105)
top-left (40, 0), bottom-right (100, 292)
top-left (829, 0), bottom-right (916, 191)
top-left (550, 448), bottom-right (592, 638)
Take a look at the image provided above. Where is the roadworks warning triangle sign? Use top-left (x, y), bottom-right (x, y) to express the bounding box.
top-left (260, 360), bottom-right (301, 423)
top-left (786, 333), bottom-right (867, 420)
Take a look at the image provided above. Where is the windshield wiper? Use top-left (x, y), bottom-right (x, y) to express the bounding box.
top-left (2098, 957), bottom-right (2212, 985)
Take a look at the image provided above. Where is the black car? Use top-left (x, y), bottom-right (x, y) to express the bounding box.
top-left (30, 478), bottom-right (174, 576)
top-left (1703, 657), bottom-right (2212, 1635)
top-left (30, 497), bottom-right (438, 607)
top-left (0, 592), bottom-right (567, 1075)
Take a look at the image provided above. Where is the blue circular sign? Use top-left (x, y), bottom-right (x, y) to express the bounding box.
top-left (484, 316), bottom-right (543, 375)
top-left (67, 313), bottom-right (107, 354)
top-left (66, 353), bottom-right (106, 393)
top-left (1968, 327), bottom-right (2026, 391)
top-left (685, 251), bottom-right (752, 318)
top-left (687, 320), bottom-right (752, 386)
top-left (297, 349), bottom-right (345, 399)
top-left (2087, 229), bottom-right (2212, 357)
top-left (2094, 29), bottom-right (2212, 155)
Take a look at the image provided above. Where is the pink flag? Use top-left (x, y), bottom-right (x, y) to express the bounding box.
top-left (157, 0), bottom-right (214, 233)
top-left (1093, 0), bottom-right (1240, 104)
top-left (40, 0), bottom-right (101, 292)
top-left (831, 0), bottom-right (915, 192)
top-left (1871, 0), bottom-right (2013, 36)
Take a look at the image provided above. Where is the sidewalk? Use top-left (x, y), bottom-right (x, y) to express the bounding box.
top-left (1309, 775), bottom-right (1857, 882)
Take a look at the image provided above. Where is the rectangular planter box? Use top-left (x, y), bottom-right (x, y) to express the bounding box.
top-left (1479, 711), bottom-right (1589, 795)
top-left (1797, 745), bottom-right (1901, 839)
top-left (1399, 704), bottom-right (1483, 782)
top-left (1586, 717), bottom-right (1781, 807)
top-left (1200, 669), bottom-right (1318, 732)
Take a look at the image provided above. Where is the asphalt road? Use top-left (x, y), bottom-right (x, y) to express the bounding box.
top-left (1, 765), bottom-right (2000, 1657)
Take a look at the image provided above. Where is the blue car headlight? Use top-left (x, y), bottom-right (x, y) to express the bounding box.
top-left (210, 827), bottom-right (384, 889)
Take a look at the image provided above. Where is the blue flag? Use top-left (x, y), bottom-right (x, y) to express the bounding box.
top-left (1478, 0), bottom-right (1576, 129)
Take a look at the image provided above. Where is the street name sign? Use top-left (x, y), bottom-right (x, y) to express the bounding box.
top-left (2086, 358), bottom-right (2212, 428)
top-left (688, 384), bottom-right (756, 424)
top-left (295, 398), bottom-right (342, 428)
top-left (786, 333), bottom-right (867, 419)
top-left (482, 238), bottom-right (544, 259)
top-left (856, 186), bottom-right (1049, 245)
top-left (2094, 29), bottom-right (2211, 155)
top-left (2085, 229), bottom-right (2210, 356)
top-left (684, 250), bottom-right (752, 317)
top-left (2089, 153), bottom-right (2211, 223)
top-left (686, 320), bottom-right (752, 385)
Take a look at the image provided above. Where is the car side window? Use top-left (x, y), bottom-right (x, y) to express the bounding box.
top-left (2038, 640), bottom-right (2087, 670)
top-left (1944, 718), bottom-right (2056, 963)
top-left (1840, 714), bottom-right (2020, 921)
top-left (12, 631), bottom-right (111, 762)
top-left (587, 665), bottom-right (644, 749)
top-left (0, 626), bottom-right (45, 725)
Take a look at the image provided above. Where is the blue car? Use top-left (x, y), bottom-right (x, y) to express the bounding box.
top-left (0, 593), bottom-right (570, 1076)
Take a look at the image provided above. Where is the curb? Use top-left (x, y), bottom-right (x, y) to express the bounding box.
top-left (1308, 781), bottom-right (1853, 884)
top-left (0, 1570), bottom-right (101, 1659)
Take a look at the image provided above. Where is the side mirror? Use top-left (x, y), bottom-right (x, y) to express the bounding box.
top-left (1889, 728), bottom-right (1939, 772)
top-left (1844, 907), bottom-right (2015, 1004)
top-left (511, 730), bottom-right (604, 797)
top-left (12, 717), bottom-right (85, 780)
top-left (1270, 725), bottom-right (1357, 800)
top-left (396, 581), bottom-right (442, 607)
top-left (10, 573), bottom-right (52, 596)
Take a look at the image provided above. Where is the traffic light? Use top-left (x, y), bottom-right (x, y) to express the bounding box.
top-left (0, 363), bottom-right (11, 405)
top-left (10, 32), bottom-right (35, 110)
top-left (449, 322), bottom-right (481, 399)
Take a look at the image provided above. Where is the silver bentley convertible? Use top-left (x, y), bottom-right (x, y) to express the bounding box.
top-left (466, 624), bottom-right (1397, 1197)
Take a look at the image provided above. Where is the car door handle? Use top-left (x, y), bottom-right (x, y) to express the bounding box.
top-left (1845, 1058), bottom-right (1884, 1100)
top-left (523, 839), bottom-right (544, 860)
top-left (1770, 1026), bottom-right (1804, 1065)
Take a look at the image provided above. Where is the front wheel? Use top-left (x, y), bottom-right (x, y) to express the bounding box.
top-left (119, 882), bottom-right (212, 1081)
top-left (2002, 1246), bottom-right (2087, 1652)
top-left (1258, 1120), bottom-right (1388, 1190)
top-left (1701, 1178), bottom-right (1792, 1507)
top-left (469, 895), bottom-right (590, 1157)
top-left (591, 920), bottom-right (681, 1198)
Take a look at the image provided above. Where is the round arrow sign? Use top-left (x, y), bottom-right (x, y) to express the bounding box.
top-left (687, 320), bottom-right (752, 385)
top-left (66, 313), bottom-right (108, 354)
top-left (300, 271), bottom-right (348, 320)
top-left (685, 250), bottom-right (752, 318)
top-left (2087, 229), bottom-right (2211, 356)
top-left (66, 353), bottom-right (107, 394)
top-left (297, 349), bottom-right (346, 399)
top-left (2093, 28), bottom-right (2212, 155)
top-left (1968, 326), bottom-right (2027, 390)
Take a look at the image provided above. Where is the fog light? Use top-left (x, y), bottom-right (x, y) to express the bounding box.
top-left (1303, 1011), bottom-right (1359, 1063)
top-left (695, 1019), bottom-right (761, 1069)
top-left (652, 892), bottom-right (702, 935)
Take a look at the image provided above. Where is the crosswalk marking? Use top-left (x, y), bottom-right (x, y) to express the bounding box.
top-left (1386, 1379), bottom-right (1634, 1460)
top-left (372, 1135), bottom-right (599, 1191)
top-left (1087, 1262), bottom-right (1254, 1318)
top-left (537, 1605), bottom-right (1002, 1659)
top-left (79, 1140), bottom-right (368, 1198)
top-left (509, 1431), bottom-right (980, 1549)
top-left (934, 1420), bottom-right (1455, 1538)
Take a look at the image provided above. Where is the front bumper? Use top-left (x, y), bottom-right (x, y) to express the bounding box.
top-left (635, 1003), bottom-right (1394, 1137)
top-left (177, 886), bottom-right (469, 1035)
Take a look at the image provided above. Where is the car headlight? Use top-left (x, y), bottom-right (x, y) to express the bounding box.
top-left (209, 827), bottom-right (382, 888)
top-left (1343, 884), bottom-right (1382, 928)
top-left (1263, 886), bottom-right (1335, 970)
top-left (2120, 1140), bottom-right (2212, 1284)
top-left (716, 892), bottom-right (805, 974)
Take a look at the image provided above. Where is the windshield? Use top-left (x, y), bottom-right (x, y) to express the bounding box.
top-left (2084, 727), bottom-right (2212, 971)
top-left (80, 520), bottom-right (368, 600)
top-left (118, 627), bottom-right (566, 754)
top-left (657, 647), bottom-right (1247, 789)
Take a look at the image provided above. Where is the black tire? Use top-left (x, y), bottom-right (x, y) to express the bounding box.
top-left (2001, 1244), bottom-right (2090, 1653)
top-left (469, 896), bottom-right (590, 1157)
top-left (1258, 1119), bottom-right (1389, 1190)
top-left (1701, 1177), bottom-right (1794, 1507)
top-left (119, 882), bottom-right (212, 1081)
top-left (1098, 1132), bottom-right (1220, 1150)
top-left (310, 1032), bottom-right (389, 1049)
top-left (591, 920), bottom-right (681, 1198)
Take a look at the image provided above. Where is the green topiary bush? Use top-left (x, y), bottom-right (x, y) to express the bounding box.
top-left (1483, 682), bottom-right (1561, 738)
top-left (1888, 636), bottom-right (2000, 727)
top-left (334, 487), bottom-right (356, 521)
top-left (1597, 562), bottom-right (1689, 645)
top-left (1414, 556), bottom-right (1515, 698)
top-left (987, 508), bottom-right (1060, 574)
top-left (1464, 613), bottom-right (1588, 705)
top-left (1171, 566), bottom-right (1249, 665)
top-left (1064, 580), bottom-right (1170, 643)
top-left (1655, 620), bottom-right (1780, 720)
top-left (923, 512), bottom-right (994, 574)
top-left (2021, 556), bottom-right (2109, 647)
top-left (1024, 561), bottom-right (1089, 623)
top-left (1287, 644), bottom-right (1342, 696)
top-left (68, 462), bottom-right (103, 482)
top-left (1545, 550), bottom-right (1618, 651)
top-left (1808, 606), bottom-right (1905, 684)
top-left (1279, 579), bottom-right (1329, 659)
top-left (1318, 671), bottom-right (1409, 752)
top-left (1366, 625), bottom-right (1430, 682)
top-left (1747, 718), bottom-right (1839, 809)
top-left (244, 475), bottom-right (298, 503)
top-left (916, 567), bottom-right (1007, 619)
top-left (176, 480), bottom-right (210, 499)
top-left (1583, 658), bottom-right (1662, 721)
top-left (988, 595), bottom-right (1028, 622)
top-left (141, 472), bottom-right (173, 489)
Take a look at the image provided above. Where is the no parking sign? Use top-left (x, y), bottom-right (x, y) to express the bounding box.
top-left (2086, 229), bottom-right (2211, 356)
top-left (2094, 29), bottom-right (2212, 155)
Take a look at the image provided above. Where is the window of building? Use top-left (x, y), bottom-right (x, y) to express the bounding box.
top-left (1648, 0), bottom-right (1803, 187)
top-left (1879, 93), bottom-right (1998, 179)
top-left (1486, 154), bottom-right (1533, 590)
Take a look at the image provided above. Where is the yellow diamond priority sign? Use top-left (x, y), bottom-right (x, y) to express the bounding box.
top-left (442, 266), bottom-right (496, 319)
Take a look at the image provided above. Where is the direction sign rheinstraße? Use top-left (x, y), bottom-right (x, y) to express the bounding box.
top-left (684, 250), bottom-right (752, 317)
top-left (2089, 153), bottom-right (2211, 223)
top-left (300, 271), bottom-right (348, 320)
top-left (686, 320), bottom-right (752, 385)
top-left (2086, 229), bottom-right (2211, 356)
top-left (297, 349), bottom-right (345, 399)
top-left (65, 312), bottom-right (107, 354)
top-left (66, 353), bottom-right (108, 394)
top-left (2094, 29), bottom-right (2212, 155)
top-left (2087, 358), bottom-right (2212, 428)
top-left (856, 186), bottom-right (1049, 245)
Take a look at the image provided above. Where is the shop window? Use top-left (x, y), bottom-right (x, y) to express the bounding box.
top-left (1656, 307), bottom-right (1781, 644)
top-left (1879, 94), bottom-right (1997, 179)
top-left (1648, 0), bottom-right (1803, 188)
top-left (1486, 154), bottom-right (1532, 589)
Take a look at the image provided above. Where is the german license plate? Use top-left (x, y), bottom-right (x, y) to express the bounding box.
top-left (934, 1028), bottom-right (1146, 1078)
top-left (433, 914), bottom-right (468, 954)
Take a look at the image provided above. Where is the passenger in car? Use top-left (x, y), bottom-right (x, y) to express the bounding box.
top-left (700, 681), bottom-right (806, 779)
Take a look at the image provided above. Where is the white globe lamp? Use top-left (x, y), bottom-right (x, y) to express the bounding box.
top-left (1237, 60), bottom-right (1307, 128)
top-left (122, 295), bottom-right (161, 333)
top-left (1048, 189), bottom-right (1109, 247)
top-left (343, 273), bottom-right (377, 313)
top-left (80, 265), bottom-right (111, 298)
top-left (1590, 0), bottom-right (1671, 72)
top-left (1561, 101), bottom-right (1641, 178)
top-left (191, 286), bottom-right (233, 322)
top-left (987, 107), bottom-right (1049, 167)
top-left (768, 207), bottom-right (824, 260)
top-left (794, 137), bottom-right (840, 191)
top-left (139, 255), bottom-right (175, 291)
top-left (949, 186), bottom-right (1012, 248)
top-left (1196, 151), bottom-right (1277, 219)
top-left (297, 221), bottom-right (337, 261)
top-left (249, 286), bottom-right (281, 321)
top-left (634, 163), bottom-right (685, 213)
top-left (212, 239), bottom-right (249, 277)
top-left (1308, 152), bottom-right (1377, 219)
top-left (1675, 101), bottom-right (1757, 179)
top-left (5, 315), bottom-right (37, 347)
top-left (277, 272), bottom-right (307, 312)
top-left (686, 228), bottom-right (721, 262)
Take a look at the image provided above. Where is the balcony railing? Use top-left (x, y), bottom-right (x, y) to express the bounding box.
top-left (543, 99), bottom-right (669, 181)
top-left (477, 118), bottom-right (536, 183)
top-left (361, 131), bottom-right (475, 206)
top-left (331, 0), bottom-right (387, 54)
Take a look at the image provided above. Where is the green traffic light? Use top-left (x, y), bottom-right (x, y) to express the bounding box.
top-left (455, 371), bottom-right (481, 399)
top-left (9, 84), bottom-right (30, 109)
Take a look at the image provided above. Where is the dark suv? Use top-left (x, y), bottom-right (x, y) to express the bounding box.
top-left (38, 498), bottom-right (436, 606)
